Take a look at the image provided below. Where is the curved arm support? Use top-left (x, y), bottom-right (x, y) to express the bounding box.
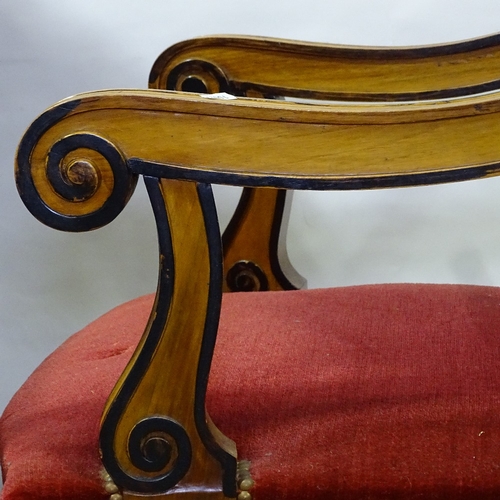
top-left (100, 177), bottom-right (237, 498)
top-left (222, 188), bottom-right (306, 292)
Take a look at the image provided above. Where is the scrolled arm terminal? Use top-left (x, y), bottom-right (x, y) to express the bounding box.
top-left (16, 101), bottom-right (137, 232)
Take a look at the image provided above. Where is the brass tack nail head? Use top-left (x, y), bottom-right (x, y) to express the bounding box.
top-left (109, 494), bottom-right (123, 500)
top-left (99, 469), bottom-right (112, 482)
top-left (239, 477), bottom-right (255, 491)
top-left (237, 491), bottom-right (252, 500)
top-left (104, 481), bottom-right (119, 494)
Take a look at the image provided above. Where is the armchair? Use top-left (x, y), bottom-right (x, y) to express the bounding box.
top-left (3, 34), bottom-right (500, 500)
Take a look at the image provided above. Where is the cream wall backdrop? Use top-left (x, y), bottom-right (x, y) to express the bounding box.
top-left (2, 0), bottom-right (500, 430)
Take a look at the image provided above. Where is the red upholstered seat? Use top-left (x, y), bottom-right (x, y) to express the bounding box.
top-left (2, 284), bottom-right (500, 499)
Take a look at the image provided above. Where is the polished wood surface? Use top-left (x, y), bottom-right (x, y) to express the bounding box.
top-left (18, 89), bottom-right (500, 196)
top-left (100, 178), bottom-right (236, 499)
top-left (222, 188), bottom-right (305, 292)
top-left (150, 34), bottom-right (500, 101)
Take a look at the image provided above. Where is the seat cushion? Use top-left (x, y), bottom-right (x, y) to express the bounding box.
top-left (2, 284), bottom-right (500, 499)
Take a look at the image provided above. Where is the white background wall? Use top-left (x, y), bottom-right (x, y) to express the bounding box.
top-left (2, 0), bottom-right (500, 427)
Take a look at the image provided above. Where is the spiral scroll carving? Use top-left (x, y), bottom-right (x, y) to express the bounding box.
top-left (17, 126), bottom-right (137, 232)
top-left (166, 60), bottom-right (231, 95)
top-left (126, 417), bottom-right (192, 489)
top-left (226, 260), bottom-right (269, 292)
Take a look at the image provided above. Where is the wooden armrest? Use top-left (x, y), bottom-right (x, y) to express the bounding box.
top-left (150, 34), bottom-right (500, 102)
top-left (17, 89), bottom-right (500, 194)
top-left (16, 89), bottom-right (500, 499)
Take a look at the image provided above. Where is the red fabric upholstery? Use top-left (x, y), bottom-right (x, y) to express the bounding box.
top-left (2, 284), bottom-right (500, 499)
